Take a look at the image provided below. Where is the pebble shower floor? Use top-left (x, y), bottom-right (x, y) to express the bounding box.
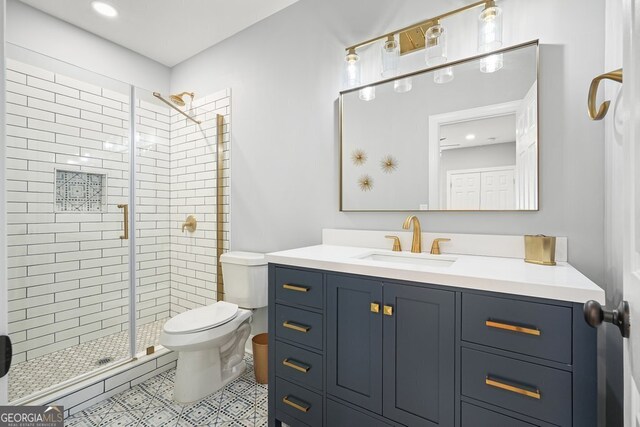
top-left (64, 355), bottom-right (268, 426)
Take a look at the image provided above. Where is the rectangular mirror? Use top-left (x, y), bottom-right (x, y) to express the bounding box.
top-left (340, 41), bottom-right (538, 211)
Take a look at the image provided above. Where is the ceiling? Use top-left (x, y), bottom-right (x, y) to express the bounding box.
top-left (440, 114), bottom-right (516, 151)
top-left (19, 0), bottom-right (300, 67)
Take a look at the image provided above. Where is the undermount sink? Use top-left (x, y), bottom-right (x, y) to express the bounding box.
top-left (356, 251), bottom-right (457, 268)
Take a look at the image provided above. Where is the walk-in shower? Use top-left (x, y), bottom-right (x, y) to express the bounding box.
top-left (1, 43), bottom-right (231, 405)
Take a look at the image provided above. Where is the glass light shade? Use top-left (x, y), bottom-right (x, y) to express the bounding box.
top-left (480, 53), bottom-right (504, 73)
top-left (425, 24), bottom-right (447, 67)
top-left (359, 86), bottom-right (376, 101)
top-left (381, 36), bottom-right (400, 78)
top-left (478, 4), bottom-right (503, 53)
top-left (434, 67), bottom-right (454, 84)
top-left (394, 77), bottom-right (412, 93)
top-left (345, 50), bottom-right (361, 87)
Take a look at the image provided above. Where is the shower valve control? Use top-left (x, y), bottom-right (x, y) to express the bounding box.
top-left (182, 215), bottom-right (197, 233)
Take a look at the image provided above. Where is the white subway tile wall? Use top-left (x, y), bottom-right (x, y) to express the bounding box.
top-left (169, 90), bottom-right (231, 315)
top-left (5, 58), bottom-right (231, 391)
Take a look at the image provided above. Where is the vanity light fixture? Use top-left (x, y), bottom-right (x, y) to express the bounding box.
top-left (343, 1), bottom-right (503, 87)
top-left (91, 1), bottom-right (118, 18)
top-left (478, 0), bottom-right (504, 73)
top-left (345, 48), bottom-right (361, 88)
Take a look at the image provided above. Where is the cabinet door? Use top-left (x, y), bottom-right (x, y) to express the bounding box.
top-left (327, 275), bottom-right (383, 414)
top-left (383, 283), bottom-right (456, 426)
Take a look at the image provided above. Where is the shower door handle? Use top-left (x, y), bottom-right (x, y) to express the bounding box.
top-left (0, 335), bottom-right (12, 378)
top-left (117, 204), bottom-right (129, 240)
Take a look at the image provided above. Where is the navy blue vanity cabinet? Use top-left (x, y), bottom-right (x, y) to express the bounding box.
top-left (268, 264), bottom-right (597, 427)
top-left (382, 283), bottom-right (455, 426)
top-left (326, 275), bottom-right (384, 414)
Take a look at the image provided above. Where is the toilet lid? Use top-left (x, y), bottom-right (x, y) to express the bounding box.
top-left (163, 301), bottom-right (239, 334)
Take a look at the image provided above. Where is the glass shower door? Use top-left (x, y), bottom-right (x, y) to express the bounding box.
top-left (5, 46), bottom-right (132, 402)
top-left (132, 89), bottom-right (172, 354)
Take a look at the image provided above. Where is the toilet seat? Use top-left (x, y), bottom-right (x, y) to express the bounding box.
top-left (163, 301), bottom-right (239, 335)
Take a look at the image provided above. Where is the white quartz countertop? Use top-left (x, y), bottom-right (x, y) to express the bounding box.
top-left (266, 245), bottom-right (605, 304)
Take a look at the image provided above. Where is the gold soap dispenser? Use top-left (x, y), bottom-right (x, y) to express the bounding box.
top-left (524, 235), bottom-right (556, 266)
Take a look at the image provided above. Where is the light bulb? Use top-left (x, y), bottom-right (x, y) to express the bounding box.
top-left (359, 86), bottom-right (376, 101)
top-left (91, 1), bottom-right (118, 18)
top-left (345, 49), bottom-right (361, 87)
top-left (480, 54), bottom-right (504, 73)
top-left (478, 1), bottom-right (503, 53)
top-left (381, 35), bottom-right (400, 78)
top-left (425, 23), bottom-right (447, 67)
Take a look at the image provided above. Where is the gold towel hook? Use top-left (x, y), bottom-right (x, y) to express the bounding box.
top-left (588, 68), bottom-right (623, 120)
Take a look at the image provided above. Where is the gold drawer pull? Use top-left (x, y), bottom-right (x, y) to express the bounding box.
top-left (371, 303), bottom-right (380, 313)
top-left (283, 283), bottom-right (310, 292)
top-left (486, 377), bottom-right (541, 400)
top-left (485, 320), bottom-right (541, 336)
top-left (383, 305), bottom-right (393, 316)
top-left (283, 321), bottom-right (310, 333)
top-left (282, 358), bottom-right (310, 373)
top-left (282, 395), bottom-right (310, 413)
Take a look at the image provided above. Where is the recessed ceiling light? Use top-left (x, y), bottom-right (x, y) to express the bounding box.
top-left (91, 1), bottom-right (118, 18)
top-left (465, 134), bottom-right (476, 140)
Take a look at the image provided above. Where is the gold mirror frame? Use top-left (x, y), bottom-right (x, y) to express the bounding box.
top-left (339, 40), bottom-right (540, 212)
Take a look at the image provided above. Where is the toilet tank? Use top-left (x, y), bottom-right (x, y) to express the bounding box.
top-left (220, 251), bottom-right (268, 309)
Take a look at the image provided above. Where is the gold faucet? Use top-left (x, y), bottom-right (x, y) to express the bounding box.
top-left (430, 238), bottom-right (451, 255)
top-left (402, 215), bottom-right (422, 253)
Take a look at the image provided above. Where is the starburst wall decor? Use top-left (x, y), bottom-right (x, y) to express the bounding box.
top-left (380, 155), bottom-right (398, 173)
top-left (351, 149), bottom-right (367, 165)
top-left (358, 174), bottom-right (373, 191)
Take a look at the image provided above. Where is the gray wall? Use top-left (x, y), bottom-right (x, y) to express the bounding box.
top-left (171, 0), bottom-right (606, 287)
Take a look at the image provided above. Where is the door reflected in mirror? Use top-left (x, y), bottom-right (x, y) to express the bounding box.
top-left (340, 41), bottom-right (538, 211)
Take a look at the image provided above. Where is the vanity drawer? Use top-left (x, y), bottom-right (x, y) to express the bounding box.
top-left (275, 267), bottom-right (323, 309)
top-left (462, 402), bottom-right (540, 427)
top-left (326, 399), bottom-right (392, 427)
top-left (275, 377), bottom-right (323, 427)
top-left (275, 341), bottom-right (323, 390)
top-left (275, 304), bottom-right (323, 350)
top-left (461, 293), bottom-right (572, 363)
top-left (461, 348), bottom-right (571, 426)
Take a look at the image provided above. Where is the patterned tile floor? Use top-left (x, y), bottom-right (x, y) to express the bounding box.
top-left (65, 355), bottom-right (267, 426)
top-left (9, 319), bottom-right (167, 402)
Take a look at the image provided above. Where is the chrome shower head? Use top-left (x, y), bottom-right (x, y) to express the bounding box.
top-left (169, 92), bottom-right (194, 107)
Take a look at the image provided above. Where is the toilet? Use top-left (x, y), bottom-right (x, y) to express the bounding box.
top-left (160, 251), bottom-right (268, 403)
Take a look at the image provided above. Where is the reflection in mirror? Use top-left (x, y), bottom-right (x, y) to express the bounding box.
top-left (340, 41), bottom-right (538, 211)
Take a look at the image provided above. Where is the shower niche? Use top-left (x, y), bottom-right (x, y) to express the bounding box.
top-left (55, 170), bottom-right (107, 212)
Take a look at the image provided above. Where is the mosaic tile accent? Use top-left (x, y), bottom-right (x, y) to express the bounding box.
top-left (9, 319), bottom-right (167, 402)
top-left (65, 355), bottom-right (268, 427)
top-left (56, 170), bottom-right (107, 212)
